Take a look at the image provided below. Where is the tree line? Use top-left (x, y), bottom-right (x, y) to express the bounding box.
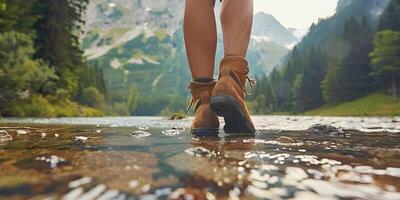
top-left (0, 0), bottom-right (107, 116)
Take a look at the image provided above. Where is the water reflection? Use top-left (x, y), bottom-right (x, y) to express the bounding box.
top-left (0, 119), bottom-right (399, 199)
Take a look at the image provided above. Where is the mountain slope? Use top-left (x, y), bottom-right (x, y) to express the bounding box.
top-left (82, 0), bottom-right (184, 59)
top-left (297, 0), bottom-right (390, 52)
top-left (252, 12), bottom-right (299, 47)
top-left (249, 0), bottom-right (392, 114)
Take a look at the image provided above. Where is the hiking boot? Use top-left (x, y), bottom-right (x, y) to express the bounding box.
top-left (188, 80), bottom-right (220, 136)
top-left (210, 55), bottom-right (256, 134)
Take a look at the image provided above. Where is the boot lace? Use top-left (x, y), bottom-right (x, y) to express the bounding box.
top-left (245, 68), bottom-right (256, 96)
top-left (186, 98), bottom-right (200, 113)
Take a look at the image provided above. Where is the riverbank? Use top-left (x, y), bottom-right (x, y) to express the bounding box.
top-left (306, 93), bottom-right (400, 116)
top-left (6, 96), bottom-right (103, 117)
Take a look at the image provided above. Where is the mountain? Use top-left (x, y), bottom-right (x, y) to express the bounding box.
top-left (84, 0), bottom-right (184, 32)
top-left (252, 12), bottom-right (299, 48)
top-left (249, 0), bottom-right (392, 114)
top-left (82, 0), bottom-right (184, 60)
top-left (337, 0), bottom-right (389, 18)
top-left (82, 0), bottom-right (296, 115)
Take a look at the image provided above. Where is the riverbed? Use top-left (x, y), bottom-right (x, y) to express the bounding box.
top-left (0, 116), bottom-right (399, 199)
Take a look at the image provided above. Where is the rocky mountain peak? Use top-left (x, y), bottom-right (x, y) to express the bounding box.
top-left (84, 0), bottom-right (184, 34)
top-left (252, 12), bottom-right (299, 47)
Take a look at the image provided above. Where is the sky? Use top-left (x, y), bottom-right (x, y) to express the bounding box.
top-left (253, 0), bottom-right (339, 29)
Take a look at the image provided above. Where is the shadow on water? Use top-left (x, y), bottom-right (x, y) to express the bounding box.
top-left (0, 116), bottom-right (399, 199)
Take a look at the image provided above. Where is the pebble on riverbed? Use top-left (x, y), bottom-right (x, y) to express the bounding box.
top-left (0, 130), bottom-right (13, 143)
top-left (35, 155), bottom-right (66, 168)
top-left (185, 147), bottom-right (212, 157)
top-left (74, 136), bottom-right (89, 142)
top-left (16, 129), bottom-right (29, 135)
top-left (130, 130), bottom-right (151, 138)
top-left (275, 136), bottom-right (295, 143)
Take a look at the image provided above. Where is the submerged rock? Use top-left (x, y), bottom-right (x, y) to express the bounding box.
top-left (307, 124), bottom-right (346, 136)
top-left (184, 147), bottom-right (212, 157)
top-left (0, 130), bottom-right (12, 143)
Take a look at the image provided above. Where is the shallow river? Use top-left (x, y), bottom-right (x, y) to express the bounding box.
top-left (0, 116), bottom-right (399, 200)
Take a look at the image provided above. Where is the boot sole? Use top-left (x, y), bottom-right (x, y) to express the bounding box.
top-left (210, 95), bottom-right (256, 134)
top-left (190, 128), bottom-right (219, 137)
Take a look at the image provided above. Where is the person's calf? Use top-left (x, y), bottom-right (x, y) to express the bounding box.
top-left (220, 0), bottom-right (253, 57)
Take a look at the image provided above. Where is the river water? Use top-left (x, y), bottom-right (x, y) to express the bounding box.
top-left (0, 116), bottom-right (399, 200)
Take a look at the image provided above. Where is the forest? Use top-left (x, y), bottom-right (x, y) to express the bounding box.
top-left (0, 0), bottom-right (107, 117)
top-left (248, 0), bottom-right (400, 115)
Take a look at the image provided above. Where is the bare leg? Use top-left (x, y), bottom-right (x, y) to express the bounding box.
top-left (184, 0), bottom-right (217, 79)
top-left (220, 0), bottom-right (253, 57)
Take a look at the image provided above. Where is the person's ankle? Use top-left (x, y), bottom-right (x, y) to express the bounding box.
top-left (193, 77), bottom-right (213, 83)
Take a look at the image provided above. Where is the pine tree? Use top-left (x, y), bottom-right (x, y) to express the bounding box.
top-left (369, 30), bottom-right (400, 99)
top-left (369, 0), bottom-right (400, 99)
top-left (380, 0), bottom-right (400, 31)
top-left (76, 62), bottom-right (108, 105)
top-left (33, 0), bottom-right (89, 95)
top-left (268, 68), bottom-right (292, 110)
top-left (128, 84), bottom-right (138, 115)
top-left (292, 46), bottom-right (326, 111)
top-left (0, 0), bottom-right (38, 35)
top-left (264, 84), bottom-right (277, 111)
top-left (323, 17), bottom-right (374, 103)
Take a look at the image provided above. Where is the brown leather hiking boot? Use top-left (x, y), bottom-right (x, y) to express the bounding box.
top-left (188, 80), bottom-right (220, 136)
top-left (210, 55), bottom-right (256, 134)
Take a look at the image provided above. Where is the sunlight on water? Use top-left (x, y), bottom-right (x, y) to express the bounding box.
top-left (0, 116), bottom-right (399, 199)
top-left (1, 115), bottom-right (399, 132)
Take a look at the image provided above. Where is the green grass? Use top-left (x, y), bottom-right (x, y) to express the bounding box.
top-left (8, 95), bottom-right (103, 117)
top-left (154, 29), bottom-right (168, 41)
top-left (306, 93), bottom-right (400, 116)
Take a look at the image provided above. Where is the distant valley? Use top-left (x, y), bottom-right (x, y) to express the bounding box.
top-left (82, 0), bottom-right (303, 115)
